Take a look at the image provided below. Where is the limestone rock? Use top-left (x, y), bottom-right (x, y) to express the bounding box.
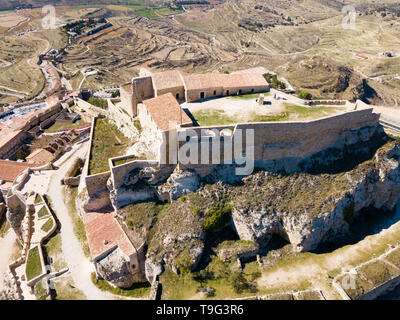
top-left (166, 169), bottom-right (200, 200)
top-left (231, 142), bottom-right (400, 252)
top-left (145, 258), bottom-right (164, 284)
top-left (96, 247), bottom-right (134, 289)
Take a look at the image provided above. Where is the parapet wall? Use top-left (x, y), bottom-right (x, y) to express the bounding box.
top-left (176, 108), bottom-right (379, 175)
top-left (132, 76), bottom-right (154, 103)
top-left (75, 97), bottom-right (108, 117)
top-left (110, 159), bottom-right (159, 189)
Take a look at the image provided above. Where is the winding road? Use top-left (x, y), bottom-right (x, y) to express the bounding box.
top-left (45, 142), bottom-right (113, 300)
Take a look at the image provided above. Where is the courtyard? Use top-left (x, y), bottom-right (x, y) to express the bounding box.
top-left (183, 93), bottom-right (346, 127)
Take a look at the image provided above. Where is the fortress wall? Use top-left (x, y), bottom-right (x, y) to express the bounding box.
top-left (75, 97), bottom-right (108, 117)
top-left (0, 131), bottom-right (28, 159)
top-left (177, 108), bottom-right (379, 171)
top-left (107, 99), bottom-right (133, 130)
top-left (307, 100), bottom-right (347, 106)
top-left (156, 86), bottom-right (185, 101)
top-left (85, 171), bottom-right (111, 196)
top-left (132, 76), bottom-right (154, 103)
top-left (186, 87), bottom-right (223, 102)
top-left (120, 82), bottom-right (135, 117)
top-left (185, 85), bottom-right (269, 102)
top-left (111, 160), bottom-right (159, 189)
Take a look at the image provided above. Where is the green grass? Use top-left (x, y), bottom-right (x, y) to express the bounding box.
top-left (387, 133), bottom-right (400, 143)
top-left (135, 9), bottom-right (159, 18)
top-left (89, 118), bottom-right (132, 175)
top-left (44, 233), bottom-right (62, 256)
top-left (54, 277), bottom-right (86, 300)
top-left (34, 281), bottom-right (48, 300)
top-left (37, 206), bottom-right (49, 218)
top-left (65, 187), bottom-right (90, 258)
top-left (358, 260), bottom-right (400, 287)
top-left (91, 272), bottom-right (151, 298)
top-left (385, 248), bottom-right (400, 268)
top-left (230, 92), bottom-right (270, 100)
top-left (34, 194), bottom-right (43, 204)
top-left (41, 218), bottom-right (54, 233)
top-left (192, 104), bottom-right (341, 126)
top-left (113, 157), bottom-right (137, 167)
top-left (26, 246), bottom-right (42, 281)
top-left (44, 119), bottom-right (89, 133)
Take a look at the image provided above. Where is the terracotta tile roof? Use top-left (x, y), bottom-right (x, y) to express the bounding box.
top-left (143, 93), bottom-right (192, 131)
top-left (0, 130), bottom-right (22, 149)
top-left (0, 160), bottom-right (34, 182)
top-left (84, 212), bottom-right (136, 261)
top-left (182, 72), bottom-right (268, 91)
top-left (152, 70), bottom-right (184, 91)
top-left (25, 149), bottom-right (53, 165)
top-left (182, 73), bottom-right (224, 91)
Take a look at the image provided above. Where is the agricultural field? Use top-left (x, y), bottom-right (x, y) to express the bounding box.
top-left (0, 1), bottom-right (398, 106)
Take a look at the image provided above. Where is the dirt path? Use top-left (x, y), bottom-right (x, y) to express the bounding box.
top-left (45, 143), bottom-right (113, 300)
top-left (0, 230), bottom-right (16, 292)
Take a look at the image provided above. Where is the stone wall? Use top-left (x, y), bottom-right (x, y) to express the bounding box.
top-left (0, 130), bottom-right (28, 159)
top-left (74, 97), bottom-right (108, 117)
top-left (120, 83), bottom-right (135, 117)
top-left (110, 159), bottom-right (159, 189)
top-left (132, 76), bottom-right (154, 103)
top-left (107, 98), bottom-right (135, 136)
top-left (175, 108), bottom-right (379, 175)
top-left (157, 86), bottom-right (185, 102)
top-left (306, 100), bottom-right (347, 106)
top-left (185, 85), bottom-right (269, 102)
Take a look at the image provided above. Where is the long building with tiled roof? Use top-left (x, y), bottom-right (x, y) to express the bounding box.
top-left (141, 92), bottom-right (192, 132)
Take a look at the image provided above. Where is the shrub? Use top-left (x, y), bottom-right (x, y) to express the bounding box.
top-left (231, 272), bottom-right (257, 294)
top-left (134, 120), bottom-right (142, 133)
top-left (203, 196), bottom-right (233, 232)
top-left (174, 249), bottom-right (193, 275)
top-left (343, 203), bottom-right (355, 224)
top-left (297, 89), bottom-right (312, 100)
top-left (16, 149), bottom-right (27, 160)
top-left (193, 206), bottom-right (201, 215)
top-left (263, 73), bottom-right (286, 90)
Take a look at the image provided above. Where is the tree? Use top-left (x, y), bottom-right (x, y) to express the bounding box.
top-left (16, 149), bottom-right (27, 161)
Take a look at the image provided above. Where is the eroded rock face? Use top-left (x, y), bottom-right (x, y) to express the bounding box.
top-left (166, 169), bottom-right (200, 200)
top-left (231, 142), bottom-right (400, 252)
top-left (96, 248), bottom-right (134, 289)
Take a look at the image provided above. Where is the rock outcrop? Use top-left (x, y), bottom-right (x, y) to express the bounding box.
top-left (96, 247), bottom-right (134, 289)
top-left (165, 169), bottom-right (200, 201)
top-left (231, 141), bottom-right (400, 252)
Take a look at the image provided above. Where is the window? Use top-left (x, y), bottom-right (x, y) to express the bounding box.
top-left (176, 93), bottom-right (180, 100)
top-left (239, 89), bottom-right (242, 94)
top-left (251, 88), bottom-right (254, 93)
top-left (213, 90), bottom-right (216, 96)
top-left (200, 92), bottom-right (205, 99)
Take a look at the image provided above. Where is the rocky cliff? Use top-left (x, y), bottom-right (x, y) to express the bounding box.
top-left (143, 140), bottom-right (400, 281)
